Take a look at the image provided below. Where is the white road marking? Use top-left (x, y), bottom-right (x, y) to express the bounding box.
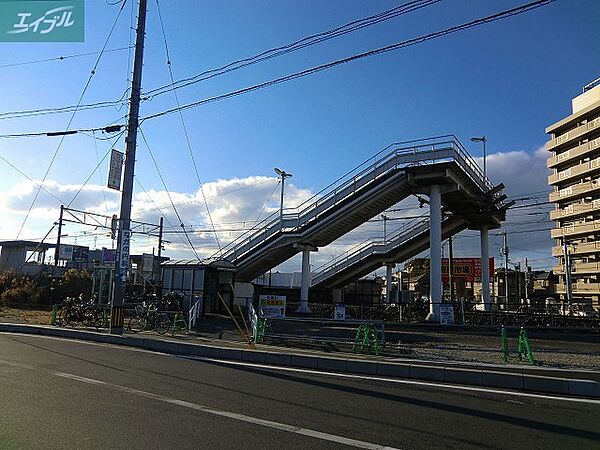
top-left (2, 332), bottom-right (598, 405)
top-left (53, 372), bottom-right (399, 450)
top-left (183, 356), bottom-right (600, 406)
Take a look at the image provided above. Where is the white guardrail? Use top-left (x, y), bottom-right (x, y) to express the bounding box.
top-left (188, 298), bottom-right (202, 331)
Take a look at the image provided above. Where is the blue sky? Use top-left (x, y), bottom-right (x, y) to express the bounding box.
top-left (0, 0), bottom-right (599, 271)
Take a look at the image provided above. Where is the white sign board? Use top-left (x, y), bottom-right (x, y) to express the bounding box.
top-left (440, 304), bottom-right (455, 325)
top-left (142, 253), bottom-right (154, 272)
top-left (334, 303), bottom-right (346, 320)
top-left (258, 295), bottom-right (286, 318)
top-left (58, 244), bottom-right (73, 261)
top-left (118, 229), bottom-right (131, 282)
top-left (107, 149), bottom-right (124, 190)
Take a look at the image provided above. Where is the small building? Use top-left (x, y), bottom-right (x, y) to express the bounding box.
top-left (0, 240), bottom-right (54, 276)
top-left (160, 259), bottom-right (236, 313)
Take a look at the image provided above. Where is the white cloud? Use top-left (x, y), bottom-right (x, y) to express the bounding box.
top-left (0, 149), bottom-right (556, 275)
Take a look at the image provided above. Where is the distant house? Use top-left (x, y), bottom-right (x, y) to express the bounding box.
top-left (531, 271), bottom-right (558, 299)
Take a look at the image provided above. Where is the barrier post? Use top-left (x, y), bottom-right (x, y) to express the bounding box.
top-left (501, 326), bottom-right (509, 363)
top-left (50, 305), bottom-right (57, 325)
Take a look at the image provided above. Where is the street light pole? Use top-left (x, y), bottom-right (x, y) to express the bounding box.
top-left (470, 136), bottom-right (487, 178)
top-left (381, 214), bottom-right (389, 243)
top-left (274, 168), bottom-right (292, 227)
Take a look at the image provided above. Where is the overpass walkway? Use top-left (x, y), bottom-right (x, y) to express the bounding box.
top-left (218, 135), bottom-right (507, 317)
top-left (311, 215), bottom-right (466, 289)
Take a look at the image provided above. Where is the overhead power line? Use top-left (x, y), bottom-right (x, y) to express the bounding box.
top-left (155, 0), bottom-right (222, 254)
top-left (140, 0), bottom-right (556, 122)
top-left (0, 124), bottom-right (124, 139)
top-left (143, 0), bottom-right (442, 99)
top-left (0, 46), bottom-right (133, 70)
top-left (0, 0), bottom-right (439, 123)
top-left (16, 0), bottom-right (128, 239)
top-left (139, 127), bottom-right (203, 261)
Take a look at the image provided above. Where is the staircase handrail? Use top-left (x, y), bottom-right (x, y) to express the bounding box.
top-left (218, 136), bottom-right (492, 261)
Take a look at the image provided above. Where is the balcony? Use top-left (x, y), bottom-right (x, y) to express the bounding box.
top-left (549, 179), bottom-right (600, 202)
top-left (547, 136), bottom-right (600, 168)
top-left (548, 157), bottom-right (600, 185)
top-left (546, 116), bottom-right (600, 151)
top-left (572, 261), bottom-right (600, 274)
top-left (549, 200), bottom-right (600, 220)
top-left (552, 241), bottom-right (600, 257)
top-left (556, 283), bottom-right (600, 295)
top-left (551, 220), bottom-right (600, 238)
top-left (552, 261), bottom-right (600, 275)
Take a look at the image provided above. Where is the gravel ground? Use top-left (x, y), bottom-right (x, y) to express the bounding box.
top-left (0, 307), bottom-right (50, 325)
top-left (1, 308), bottom-right (598, 371)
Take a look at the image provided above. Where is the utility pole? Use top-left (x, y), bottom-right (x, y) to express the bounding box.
top-left (524, 257), bottom-right (530, 305)
top-left (515, 261), bottom-right (521, 305)
top-left (111, 0), bottom-right (148, 335)
top-left (500, 230), bottom-right (509, 305)
top-left (54, 204), bottom-right (64, 266)
top-left (156, 216), bottom-right (164, 288)
top-left (448, 236), bottom-right (454, 302)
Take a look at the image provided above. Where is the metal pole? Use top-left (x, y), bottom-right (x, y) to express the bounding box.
top-left (515, 262), bottom-right (521, 306)
top-left (385, 263), bottom-right (394, 304)
top-left (483, 138), bottom-right (487, 179)
top-left (54, 204), bottom-right (64, 266)
top-left (502, 231), bottom-right (509, 306)
top-left (481, 226), bottom-right (490, 311)
top-left (279, 175), bottom-right (285, 226)
top-left (448, 236), bottom-right (454, 302)
top-left (156, 217), bottom-right (163, 290)
top-left (524, 258), bottom-right (530, 305)
top-left (111, 0), bottom-right (148, 335)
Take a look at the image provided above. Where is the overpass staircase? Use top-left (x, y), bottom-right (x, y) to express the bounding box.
top-left (310, 216), bottom-right (466, 289)
top-left (219, 136), bottom-right (504, 282)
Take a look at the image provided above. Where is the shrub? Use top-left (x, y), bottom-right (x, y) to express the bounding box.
top-left (59, 269), bottom-right (92, 299)
top-left (0, 274), bottom-right (40, 305)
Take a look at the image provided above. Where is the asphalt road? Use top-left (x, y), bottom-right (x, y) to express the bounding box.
top-left (0, 333), bottom-right (598, 450)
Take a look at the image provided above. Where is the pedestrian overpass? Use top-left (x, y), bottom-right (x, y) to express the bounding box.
top-left (310, 216), bottom-right (467, 289)
top-left (221, 135), bottom-right (507, 319)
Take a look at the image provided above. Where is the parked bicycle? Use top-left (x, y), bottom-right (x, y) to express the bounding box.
top-left (58, 296), bottom-right (103, 328)
top-left (127, 301), bottom-right (170, 334)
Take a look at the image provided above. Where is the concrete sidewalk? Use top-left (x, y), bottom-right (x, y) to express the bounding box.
top-left (1, 322), bottom-right (598, 399)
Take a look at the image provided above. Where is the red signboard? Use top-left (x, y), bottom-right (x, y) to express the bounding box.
top-left (441, 258), bottom-right (494, 283)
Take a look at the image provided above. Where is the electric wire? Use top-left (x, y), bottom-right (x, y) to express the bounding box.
top-left (138, 127), bottom-right (203, 261)
top-left (140, 0), bottom-right (556, 122)
top-left (16, 0), bottom-right (128, 239)
top-left (155, 0), bottom-right (222, 254)
top-left (0, 0), bottom-right (438, 123)
top-left (134, 177), bottom-right (198, 255)
top-left (0, 46), bottom-right (133, 70)
top-left (143, 0), bottom-right (442, 99)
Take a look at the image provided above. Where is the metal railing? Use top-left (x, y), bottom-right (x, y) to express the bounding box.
top-left (311, 216), bottom-right (430, 285)
top-left (218, 136), bottom-right (493, 263)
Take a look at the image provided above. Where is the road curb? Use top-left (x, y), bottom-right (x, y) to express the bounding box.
top-left (2, 323), bottom-right (598, 399)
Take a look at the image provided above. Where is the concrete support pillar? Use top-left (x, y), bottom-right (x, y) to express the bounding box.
top-left (385, 263), bottom-right (395, 304)
top-left (481, 225), bottom-right (491, 312)
top-left (298, 247), bottom-right (312, 313)
top-left (332, 288), bottom-right (343, 304)
top-left (429, 184), bottom-right (442, 321)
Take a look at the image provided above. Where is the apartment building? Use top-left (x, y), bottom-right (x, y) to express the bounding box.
top-left (547, 77), bottom-right (600, 312)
